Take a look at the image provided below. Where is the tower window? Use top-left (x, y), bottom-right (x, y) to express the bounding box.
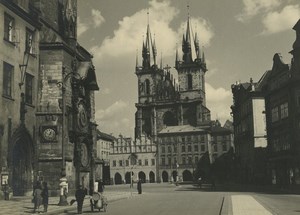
top-left (187, 74), bottom-right (193, 90)
top-left (145, 79), bottom-right (150, 95)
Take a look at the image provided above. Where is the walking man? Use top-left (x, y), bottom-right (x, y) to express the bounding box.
top-left (75, 185), bottom-right (86, 214)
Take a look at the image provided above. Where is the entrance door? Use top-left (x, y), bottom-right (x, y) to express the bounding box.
top-left (12, 140), bottom-right (32, 196)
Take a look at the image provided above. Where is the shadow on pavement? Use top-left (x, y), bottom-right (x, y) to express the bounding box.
top-left (175, 183), bottom-right (300, 195)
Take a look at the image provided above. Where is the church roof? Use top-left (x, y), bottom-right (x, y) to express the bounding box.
top-left (158, 125), bottom-right (207, 134)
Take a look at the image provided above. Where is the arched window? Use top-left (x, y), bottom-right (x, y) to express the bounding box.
top-left (187, 74), bottom-right (193, 90)
top-left (145, 79), bottom-right (150, 95)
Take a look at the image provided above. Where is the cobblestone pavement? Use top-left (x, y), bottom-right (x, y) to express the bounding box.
top-left (0, 191), bottom-right (133, 215)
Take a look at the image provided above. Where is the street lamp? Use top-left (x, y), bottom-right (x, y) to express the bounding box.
top-left (57, 60), bottom-right (81, 206)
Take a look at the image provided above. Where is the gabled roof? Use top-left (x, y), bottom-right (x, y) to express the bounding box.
top-left (159, 125), bottom-right (207, 134)
top-left (97, 130), bottom-right (116, 142)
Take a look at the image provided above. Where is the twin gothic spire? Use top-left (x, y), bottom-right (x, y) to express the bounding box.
top-left (140, 10), bottom-right (206, 70)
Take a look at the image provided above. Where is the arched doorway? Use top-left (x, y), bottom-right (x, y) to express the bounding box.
top-left (138, 171), bottom-right (146, 183)
top-left (11, 128), bottom-right (34, 196)
top-left (182, 170), bottom-right (193, 181)
top-left (172, 171), bottom-right (178, 182)
top-left (125, 172), bottom-right (131, 184)
top-left (149, 171), bottom-right (155, 183)
top-left (162, 171), bottom-right (169, 182)
top-left (114, 173), bottom-right (122, 185)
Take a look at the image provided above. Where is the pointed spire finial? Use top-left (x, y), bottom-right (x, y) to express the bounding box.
top-left (147, 8), bottom-right (150, 26)
top-left (136, 49), bottom-right (139, 68)
top-left (160, 52), bottom-right (163, 69)
top-left (187, 1), bottom-right (190, 18)
top-left (202, 46), bottom-right (206, 63)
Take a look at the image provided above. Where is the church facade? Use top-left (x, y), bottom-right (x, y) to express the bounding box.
top-left (135, 17), bottom-right (211, 141)
top-left (134, 15), bottom-right (234, 183)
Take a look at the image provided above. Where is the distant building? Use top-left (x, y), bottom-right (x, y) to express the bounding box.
top-left (110, 135), bottom-right (156, 184)
top-left (157, 125), bottom-right (211, 182)
top-left (231, 78), bottom-right (268, 184)
top-left (95, 131), bottom-right (115, 184)
top-left (134, 10), bottom-right (233, 183)
top-left (210, 120), bottom-right (234, 163)
top-left (134, 12), bottom-right (210, 143)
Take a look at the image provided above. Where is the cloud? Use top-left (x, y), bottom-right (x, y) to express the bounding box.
top-left (206, 83), bottom-right (232, 123)
top-left (101, 88), bottom-right (111, 95)
top-left (77, 17), bottom-right (89, 37)
top-left (261, 5), bottom-right (300, 34)
top-left (237, 0), bottom-right (282, 22)
top-left (95, 100), bottom-right (128, 121)
top-left (95, 100), bottom-right (134, 136)
top-left (89, 0), bottom-right (214, 63)
top-left (177, 17), bottom-right (214, 47)
top-left (91, 9), bottom-right (105, 27)
top-left (77, 9), bottom-right (105, 37)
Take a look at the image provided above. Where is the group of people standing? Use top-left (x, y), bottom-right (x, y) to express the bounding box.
top-left (33, 181), bottom-right (49, 213)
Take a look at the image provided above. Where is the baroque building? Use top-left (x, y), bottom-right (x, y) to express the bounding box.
top-left (0, 0), bottom-right (99, 197)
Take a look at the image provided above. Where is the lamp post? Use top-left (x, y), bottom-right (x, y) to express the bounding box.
top-left (57, 60), bottom-right (81, 206)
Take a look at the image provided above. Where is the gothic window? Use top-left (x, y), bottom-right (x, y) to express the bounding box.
top-left (145, 79), bottom-right (150, 95)
top-left (187, 74), bottom-right (193, 90)
top-left (151, 159), bottom-right (155, 166)
top-left (3, 62), bottom-right (13, 98)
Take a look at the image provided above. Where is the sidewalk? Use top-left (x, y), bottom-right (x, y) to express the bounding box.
top-left (0, 191), bottom-right (134, 215)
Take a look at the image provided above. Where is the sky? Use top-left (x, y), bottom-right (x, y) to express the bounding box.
top-left (77, 0), bottom-right (300, 137)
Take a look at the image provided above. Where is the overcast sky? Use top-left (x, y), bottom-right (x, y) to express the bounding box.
top-left (77, 0), bottom-right (300, 137)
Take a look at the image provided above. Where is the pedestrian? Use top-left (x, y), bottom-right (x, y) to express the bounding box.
top-left (98, 179), bottom-right (105, 194)
top-left (75, 185), bottom-right (86, 214)
top-left (41, 181), bottom-right (49, 213)
top-left (211, 177), bottom-right (216, 191)
top-left (33, 181), bottom-right (43, 213)
top-left (137, 179), bottom-right (142, 194)
top-left (198, 177), bottom-right (202, 188)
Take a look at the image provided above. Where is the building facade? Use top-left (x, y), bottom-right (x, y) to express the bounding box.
top-left (231, 79), bottom-right (268, 184)
top-left (95, 131), bottom-right (115, 184)
top-left (0, 0), bottom-right (41, 196)
top-left (258, 20), bottom-right (300, 186)
top-left (157, 125), bottom-right (211, 182)
top-left (110, 135), bottom-right (156, 184)
top-left (0, 0), bottom-right (99, 197)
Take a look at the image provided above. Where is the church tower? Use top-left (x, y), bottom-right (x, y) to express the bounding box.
top-left (135, 11), bottom-right (211, 140)
top-left (175, 15), bottom-right (207, 105)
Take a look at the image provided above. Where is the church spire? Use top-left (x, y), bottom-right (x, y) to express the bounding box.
top-left (142, 9), bottom-right (157, 68)
top-left (182, 4), bottom-right (193, 63)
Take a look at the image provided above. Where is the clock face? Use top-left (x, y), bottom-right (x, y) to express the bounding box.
top-left (43, 128), bottom-right (56, 142)
top-left (81, 143), bottom-right (89, 167)
top-left (78, 104), bottom-right (88, 129)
